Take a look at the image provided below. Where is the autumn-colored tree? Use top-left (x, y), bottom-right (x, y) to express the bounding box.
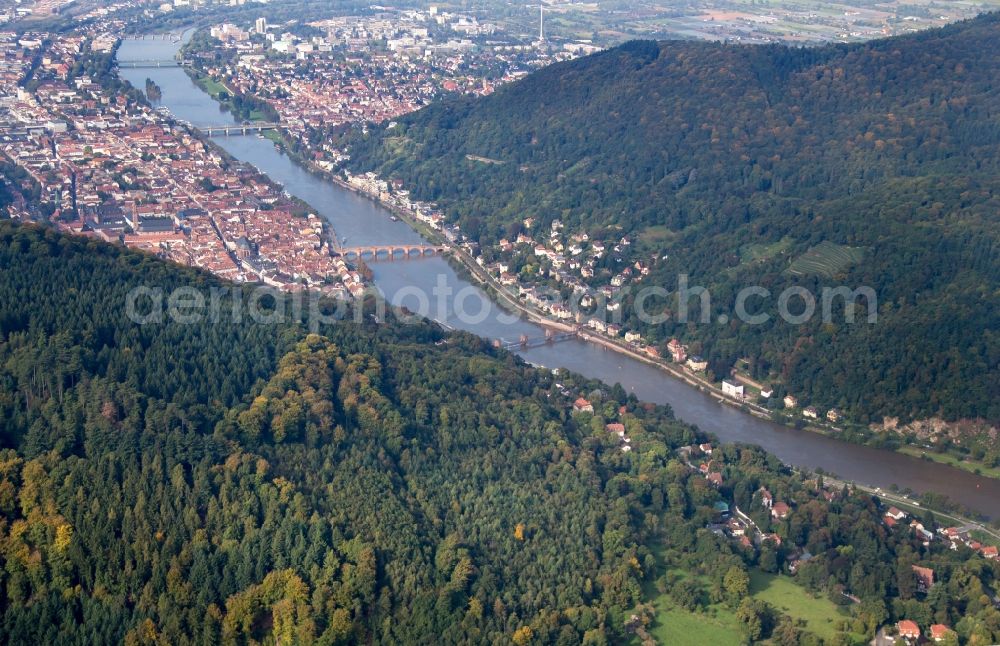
top-left (513, 625), bottom-right (534, 645)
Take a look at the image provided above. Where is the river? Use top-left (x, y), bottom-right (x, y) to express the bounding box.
top-left (117, 35), bottom-right (1000, 518)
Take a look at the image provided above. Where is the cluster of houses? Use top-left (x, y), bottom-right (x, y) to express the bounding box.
top-left (894, 619), bottom-right (955, 644)
top-left (705, 485), bottom-right (790, 552)
top-left (782, 394), bottom-right (842, 423)
top-left (672, 429), bottom-right (993, 644)
top-left (881, 506), bottom-right (1000, 642)
top-left (883, 505), bottom-right (999, 559)
top-left (198, 10), bottom-right (576, 150)
top-left (571, 397), bottom-right (634, 453)
top-left (471, 217), bottom-right (659, 336)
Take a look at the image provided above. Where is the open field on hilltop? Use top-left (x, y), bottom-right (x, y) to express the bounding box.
top-left (787, 241), bottom-right (865, 278)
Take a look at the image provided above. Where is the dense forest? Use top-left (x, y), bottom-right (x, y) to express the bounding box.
top-left (0, 222), bottom-right (999, 644)
top-left (345, 15), bottom-right (1000, 427)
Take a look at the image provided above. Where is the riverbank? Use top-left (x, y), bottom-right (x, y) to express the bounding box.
top-left (897, 445), bottom-right (1000, 480)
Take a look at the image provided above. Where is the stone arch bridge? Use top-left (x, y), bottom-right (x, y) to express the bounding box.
top-left (338, 244), bottom-right (446, 261)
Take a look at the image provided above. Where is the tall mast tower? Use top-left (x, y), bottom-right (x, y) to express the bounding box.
top-left (538, 4), bottom-right (545, 42)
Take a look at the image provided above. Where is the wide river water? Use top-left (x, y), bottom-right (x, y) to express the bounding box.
top-left (118, 36), bottom-right (1000, 517)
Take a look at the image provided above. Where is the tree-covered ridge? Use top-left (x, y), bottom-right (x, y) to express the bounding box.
top-left (0, 221), bottom-right (682, 643)
top-left (345, 14), bottom-right (1000, 426)
top-left (0, 221), bottom-right (998, 645)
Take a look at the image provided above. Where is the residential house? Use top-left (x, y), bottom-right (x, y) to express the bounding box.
top-left (897, 620), bottom-right (921, 643)
top-left (783, 394), bottom-right (799, 409)
top-left (686, 356), bottom-right (708, 371)
top-left (930, 624), bottom-right (953, 643)
top-left (910, 520), bottom-right (934, 544)
top-left (912, 565), bottom-right (935, 593)
top-left (605, 423), bottom-right (626, 438)
top-left (771, 501), bottom-right (791, 519)
top-left (722, 380), bottom-right (745, 398)
top-left (885, 507), bottom-right (908, 521)
top-left (667, 338), bottom-right (687, 363)
top-left (572, 398), bottom-right (594, 414)
top-left (803, 406), bottom-right (818, 419)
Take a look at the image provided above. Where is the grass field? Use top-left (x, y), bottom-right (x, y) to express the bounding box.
top-left (638, 541), bottom-right (861, 644)
top-left (651, 605), bottom-right (742, 645)
top-left (749, 571), bottom-right (852, 642)
top-left (740, 236), bottom-right (794, 265)
top-left (787, 241), bottom-right (864, 278)
top-left (639, 224), bottom-right (676, 246)
top-left (195, 76), bottom-right (230, 99)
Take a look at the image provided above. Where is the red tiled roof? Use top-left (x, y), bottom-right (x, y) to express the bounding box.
top-left (930, 624), bottom-right (951, 640)
top-left (897, 620), bottom-right (920, 638)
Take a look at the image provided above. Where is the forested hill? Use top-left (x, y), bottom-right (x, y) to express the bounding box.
top-left (346, 14), bottom-right (1000, 425)
top-left (3, 223), bottom-right (1000, 642)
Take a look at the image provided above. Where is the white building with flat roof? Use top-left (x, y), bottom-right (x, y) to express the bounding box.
top-left (722, 380), bottom-right (745, 398)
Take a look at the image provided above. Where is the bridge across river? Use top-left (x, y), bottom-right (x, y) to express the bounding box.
top-left (198, 123), bottom-right (286, 136)
top-left (499, 329), bottom-right (578, 350)
top-left (338, 244), bottom-right (446, 261)
top-left (125, 34), bottom-right (183, 42)
top-left (117, 60), bottom-right (182, 69)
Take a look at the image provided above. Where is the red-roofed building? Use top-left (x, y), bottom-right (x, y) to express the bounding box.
top-left (771, 501), bottom-right (791, 519)
top-left (573, 398), bottom-right (594, 414)
top-left (912, 565), bottom-right (935, 593)
top-left (706, 472), bottom-right (723, 487)
top-left (982, 545), bottom-right (998, 560)
top-left (930, 624), bottom-right (953, 642)
top-left (897, 620), bottom-right (921, 642)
